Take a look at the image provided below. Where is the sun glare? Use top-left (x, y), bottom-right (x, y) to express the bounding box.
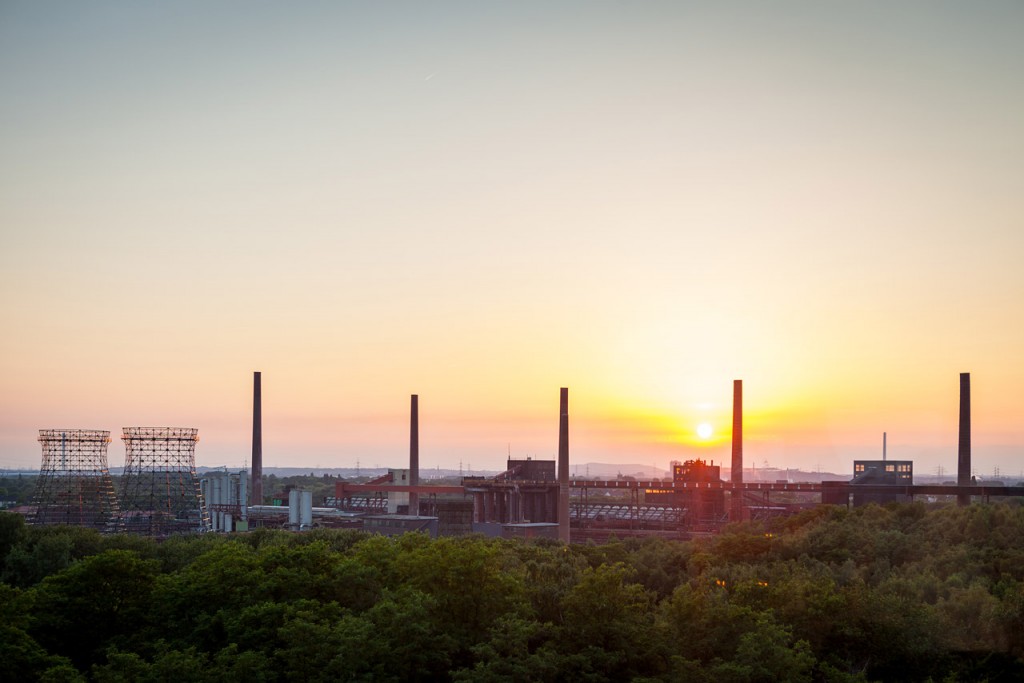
top-left (697, 422), bottom-right (713, 440)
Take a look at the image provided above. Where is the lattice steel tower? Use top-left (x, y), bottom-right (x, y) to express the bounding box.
top-left (118, 427), bottom-right (210, 536)
top-left (31, 429), bottom-right (120, 530)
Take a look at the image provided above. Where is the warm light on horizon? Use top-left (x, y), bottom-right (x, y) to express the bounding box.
top-left (1, 3), bottom-right (1022, 475)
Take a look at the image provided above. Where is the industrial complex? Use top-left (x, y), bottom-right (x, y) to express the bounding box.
top-left (23, 372), bottom-right (1024, 541)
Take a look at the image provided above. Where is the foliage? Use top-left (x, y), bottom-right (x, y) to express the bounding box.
top-left (2, 503), bottom-right (1024, 681)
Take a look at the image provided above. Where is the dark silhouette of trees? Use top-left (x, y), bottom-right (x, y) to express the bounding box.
top-left (2, 502), bottom-right (1024, 681)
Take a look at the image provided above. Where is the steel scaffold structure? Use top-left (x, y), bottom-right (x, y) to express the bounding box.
top-left (117, 427), bottom-right (210, 536)
top-left (31, 429), bottom-right (121, 530)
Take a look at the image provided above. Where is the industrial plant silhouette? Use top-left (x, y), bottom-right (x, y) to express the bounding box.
top-left (28, 371), bottom-right (1023, 540)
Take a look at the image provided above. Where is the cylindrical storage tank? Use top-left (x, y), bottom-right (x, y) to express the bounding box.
top-left (239, 474), bottom-right (248, 520)
top-left (300, 490), bottom-right (313, 529)
top-left (210, 476), bottom-right (220, 531)
top-left (288, 489), bottom-right (300, 527)
top-left (224, 513), bottom-right (233, 533)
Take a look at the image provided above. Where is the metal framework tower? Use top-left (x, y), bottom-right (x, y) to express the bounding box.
top-left (31, 429), bottom-right (120, 530)
top-left (118, 427), bottom-right (210, 536)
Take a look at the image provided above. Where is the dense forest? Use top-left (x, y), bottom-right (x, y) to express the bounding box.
top-left (3, 502), bottom-right (1024, 682)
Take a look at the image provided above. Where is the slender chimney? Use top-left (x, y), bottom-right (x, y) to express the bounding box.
top-left (731, 380), bottom-right (743, 484)
top-left (883, 432), bottom-right (887, 461)
top-left (958, 372), bottom-right (971, 505)
top-left (558, 387), bottom-right (570, 543)
top-left (409, 394), bottom-right (419, 516)
top-left (251, 371), bottom-right (262, 507)
top-left (729, 380), bottom-right (744, 521)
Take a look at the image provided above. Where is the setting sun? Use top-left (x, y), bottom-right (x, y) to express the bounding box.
top-left (697, 423), bottom-right (713, 440)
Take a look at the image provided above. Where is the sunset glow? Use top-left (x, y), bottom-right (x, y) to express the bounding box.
top-left (1, 2), bottom-right (1022, 476)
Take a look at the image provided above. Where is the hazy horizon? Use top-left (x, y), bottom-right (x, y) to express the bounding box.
top-left (2, 2), bottom-right (1022, 475)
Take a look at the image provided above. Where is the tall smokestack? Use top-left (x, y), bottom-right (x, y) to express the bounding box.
top-left (731, 380), bottom-right (743, 484)
top-left (251, 371), bottom-right (262, 507)
top-left (730, 380), bottom-right (744, 521)
top-left (409, 394), bottom-right (419, 516)
top-left (958, 372), bottom-right (971, 505)
top-left (883, 432), bottom-right (887, 461)
top-left (558, 387), bottom-right (570, 543)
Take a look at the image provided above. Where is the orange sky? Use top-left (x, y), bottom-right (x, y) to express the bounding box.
top-left (1, 2), bottom-right (1022, 476)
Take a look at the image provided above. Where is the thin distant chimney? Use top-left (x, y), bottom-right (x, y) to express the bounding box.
top-left (251, 371), bottom-right (262, 507)
top-left (883, 432), bottom-right (887, 461)
top-left (558, 387), bottom-right (570, 543)
top-left (731, 380), bottom-right (743, 484)
top-left (958, 373), bottom-right (971, 505)
top-left (730, 380), bottom-right (744, 522)
top-left (409, 394), bottom-right (419, 516)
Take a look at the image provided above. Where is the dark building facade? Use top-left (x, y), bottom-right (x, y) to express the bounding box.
top-left (850, 459), bottom-right (913, 506)
top-left (644, 459), bottom-right (727, 529)
top-left (467, 458), bottom-right (559, 525)
top-left (505, 458), bottom-right (556, 481)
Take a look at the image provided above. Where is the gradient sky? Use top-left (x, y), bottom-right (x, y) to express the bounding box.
top-left (2, 1), bottom-right (1022, 476)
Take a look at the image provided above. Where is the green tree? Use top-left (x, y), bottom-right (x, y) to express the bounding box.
top-left (557, 562), bottom-right (659, 681)
top-left (0, 582), bottom-right (62, 680)
top-left (392, 535), bottom-right (529, 662)
top-left (29, 550), bottom-right (159, 670)
top-left (148, 541), bottom-right (264, 651)
top-left (0, 511), bottom-right (27, 568)
top-left (713, 613), bottom-right (815, 683)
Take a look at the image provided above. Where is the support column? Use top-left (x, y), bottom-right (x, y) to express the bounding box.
top-left (474, 492), bottom-right (484, 523)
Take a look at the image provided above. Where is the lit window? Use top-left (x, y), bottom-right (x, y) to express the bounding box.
top-left (886, 465), bottom-right (895, 472)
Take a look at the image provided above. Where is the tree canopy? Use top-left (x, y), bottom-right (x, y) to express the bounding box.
top-left (3, 502), bottom-right (1024, 681)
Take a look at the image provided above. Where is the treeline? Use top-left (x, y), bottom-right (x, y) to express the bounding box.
top-left (2, 503), bottom-right (1024, 682)
top-left (0, 474), bottom-right (36, 506)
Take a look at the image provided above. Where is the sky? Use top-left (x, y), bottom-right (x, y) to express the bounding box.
top-left (1, 1), bottom-right (1022, 477)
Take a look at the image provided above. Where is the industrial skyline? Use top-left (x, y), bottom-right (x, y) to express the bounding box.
top-left (9, 372), bottom-right (1019, 482)
top-left (1, 2), bottom-right (1022, 473)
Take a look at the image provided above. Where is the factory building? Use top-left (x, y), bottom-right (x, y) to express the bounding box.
top-left (850, 459), bottom-right (914, 506)
top-left (643, 459), bottom-right (727, 529)
top-left (465, 457), bottom-right (560, 526)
